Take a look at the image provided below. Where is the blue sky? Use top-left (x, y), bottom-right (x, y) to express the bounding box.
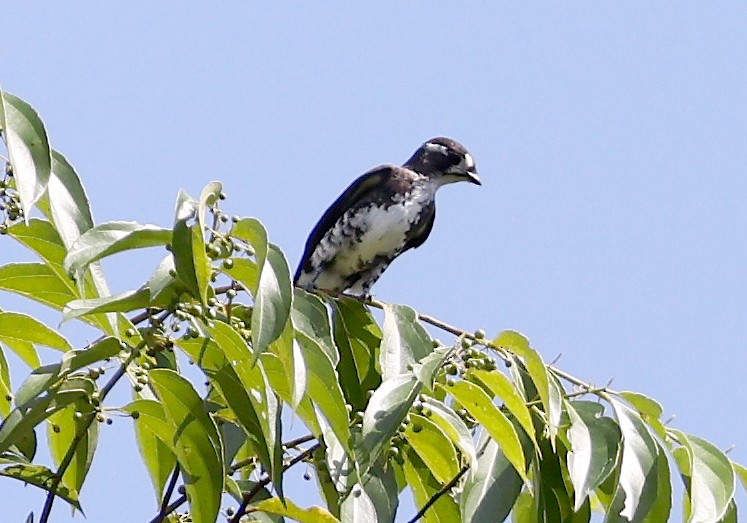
top-left (2, 3), bottom-right (746, 521)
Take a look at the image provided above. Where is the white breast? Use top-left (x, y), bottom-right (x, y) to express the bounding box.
top-left (307, 181), bottom-right (436, 288)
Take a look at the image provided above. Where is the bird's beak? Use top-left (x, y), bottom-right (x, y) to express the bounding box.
top-left (466, 169), bottom-right (481, 186)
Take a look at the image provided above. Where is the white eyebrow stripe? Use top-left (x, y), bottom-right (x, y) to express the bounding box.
top-left (424, 142), bottom-right (449, 155)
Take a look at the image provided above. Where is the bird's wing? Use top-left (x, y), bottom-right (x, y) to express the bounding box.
top-left (403, 201), bottom-right (435, 251)
top-left (294, 165), bottom-right (396, 283)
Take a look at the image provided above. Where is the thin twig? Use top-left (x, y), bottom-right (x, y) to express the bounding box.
top-left (158, 464), bottom-right (181, 517)
top-left (147, 495), bottom-right (186, 523)
top-left (227, 434), bottom-right (314, 475)
top-left (39, 360), bottom-right (130, 523)
top-left (405, 465), bottom-right (469, 523)
top-left (229, 443), bottom-right (320, 523)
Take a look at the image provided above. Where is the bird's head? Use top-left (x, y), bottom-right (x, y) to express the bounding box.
top-left (405, 137), bottom-right (481, 187)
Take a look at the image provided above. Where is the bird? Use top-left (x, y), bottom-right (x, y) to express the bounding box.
top-left (294, 137), bottom-right (481, 297)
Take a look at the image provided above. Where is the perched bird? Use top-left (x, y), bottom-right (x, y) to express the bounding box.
top-left (294, 137), bottom-right (480, 296)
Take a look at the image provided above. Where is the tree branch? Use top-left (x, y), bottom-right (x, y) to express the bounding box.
top-left (405, 465), bottom-right (469, 523)
top-left (39, 360), bottom-right (131, 523)
top-left (158, 464), bottom-right (181, 518)
top-left (229, 443), bottom-right (320, 523)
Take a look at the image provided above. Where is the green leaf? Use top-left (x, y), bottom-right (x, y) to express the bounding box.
top-left (0, 462), bottom-right (81, 512)
top-left (380, 303), bottom-right (432, 381)
top-left (0, 90), bottom-right (51, 219)
top-left (296, 329), bottom-right (351, 457)
top-left (608, 398), bottom-right (662, 521)
top-left (231, 218), bottom-right (268, 282)
top-left (495, 330), bottom-right (561, 443)
top-left (192, 323), bottom-right (285, 500)
top-left (733, 461), bottom-right (747, 494)
top-left (0, 262), bottom-right (77, 310)
top-left (47, 377), bottom-right (98, 493)
top-left (411, 345), bottom-right (451, 392)
top-left (254, 497), bottom-right (341, 523)
top-left (0, 347), bottom-right (11, 416)
top-left (1, 336), bottom-right (39, 369)
top-left (0, 388), bottom-right (88, 456)
top-left (251, 244), bottom-right (293, 355)
top-left (671, 429), bottom-right (736, 523)
top-left (361, 373), bottom-right (421, 471)
top-left (7, 218), bottom-right (69, 271)
top-left (404, 447), bottom-right (460, 523)
top-left (177, 334), bottom-right (274, 485)
top-left (618, 391), bottom-right (666, 439)
top-left (403, 413), bottom-right (459, 484)
top-left (292, 288), bottom-right (338, 364)
top-left (172, 189), bottom-right (211, 303)
top-left (566, 400), bottom-right (622, 511)
top-left (340, 465), bottom-right (397, 523)
top-left (330, 297), bottom-right (382, 413)
top-left (64, 221), bottom-right (171, 274)
top-left (535, 437), bottom-right (582, 522)
top-left (445, 379), bottom-right (528, 485)
top-left (0, 311), bottom-right (73, 352)
top-left (224, 258), bottom-right (259, 292)
top-left (420, 396), bottom-right (477, 471)
top-left (468, 368), bottom-right (538, 452)
top-left (13, 338), bottom-right (119, 409)
top-left (63, 288), bottom-right (150, 321)
top-left (148, 369), bottom-right (224, 523)
top-left (461, 435), bottom-right (524, 523)
top-left (123, 398), bottom-right (177, 504)
top-left (197, 181), bottom-right (222, 232)
top-left (45, 150), bottom-right (95, 249)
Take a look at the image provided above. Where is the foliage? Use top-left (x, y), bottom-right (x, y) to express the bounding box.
top-left (0, 89), bottom-right (743, 523)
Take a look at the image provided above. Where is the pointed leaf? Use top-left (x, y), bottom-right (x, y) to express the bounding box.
top-left (171, 215), bottom-right (211, 304)
top-left (421, 396), bottom-right (477, 472)
top-left (0, 462), bottom-right (80, 511)
top-left (147, 369), bottom-right (224, 523)
top-left (340, 465), bottom-right (397, 523)
top-left (0, 388), bottom-right (88, 455)
top-left (468, 368), bottom-right (538, 451)
top-left (361, 373), bottom-right (421, 470)
top-left (64, 221), bottom-right (171, 273)
top-left (177, 334), bottom-right (273, 480)
top-left (255, 497), bottom-right (340, 523)
top-left (297, 330), bottom-right (351, 456)
top-left (330, 297), bottom-right (382, 413)
top-left (0, 262), bottom-right (77, 310)
top-left (0, 91), bottom-right (51, 218)
top-left (251, 244), bottom-right (292, 354)
top-left (381, 303), bottom-right (432, 381)
top-left (619, 391), bottom-right (666, 438)
top-left (47, 378), bottom-right (98, 493)
top-left (0, 347), bottom-right (11, 416)
top-left (123, 398), bottom-right (177, 504)
top-left (461, 435), bottom-right (524, 523)
top-left (494, 330), bottom-right (561, 442)
top-left (231, 218), bottom-right (268, 281)
top-left (445, 379), bottom-right (528, 484)
top-left (403, 448), bottom-right (460, 523)
top-left (8, 218), bottom-right (68, 270)
top-left (609, 398), bottom-right (661, 521)
top-left (292, 288), bottom-right (337, 364)
top-left (63, 288), bottom-right (150, 321)
top-left (403, 413), bottom-right (459, 484)
top-left (566, 400), bottom-right (622, 511)
top-left (671, 430), bottom-right (736, 523)
top-left (46, 150), bottom-right (94, 249)
top-left (0, 311), bottom-right (72, 352)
